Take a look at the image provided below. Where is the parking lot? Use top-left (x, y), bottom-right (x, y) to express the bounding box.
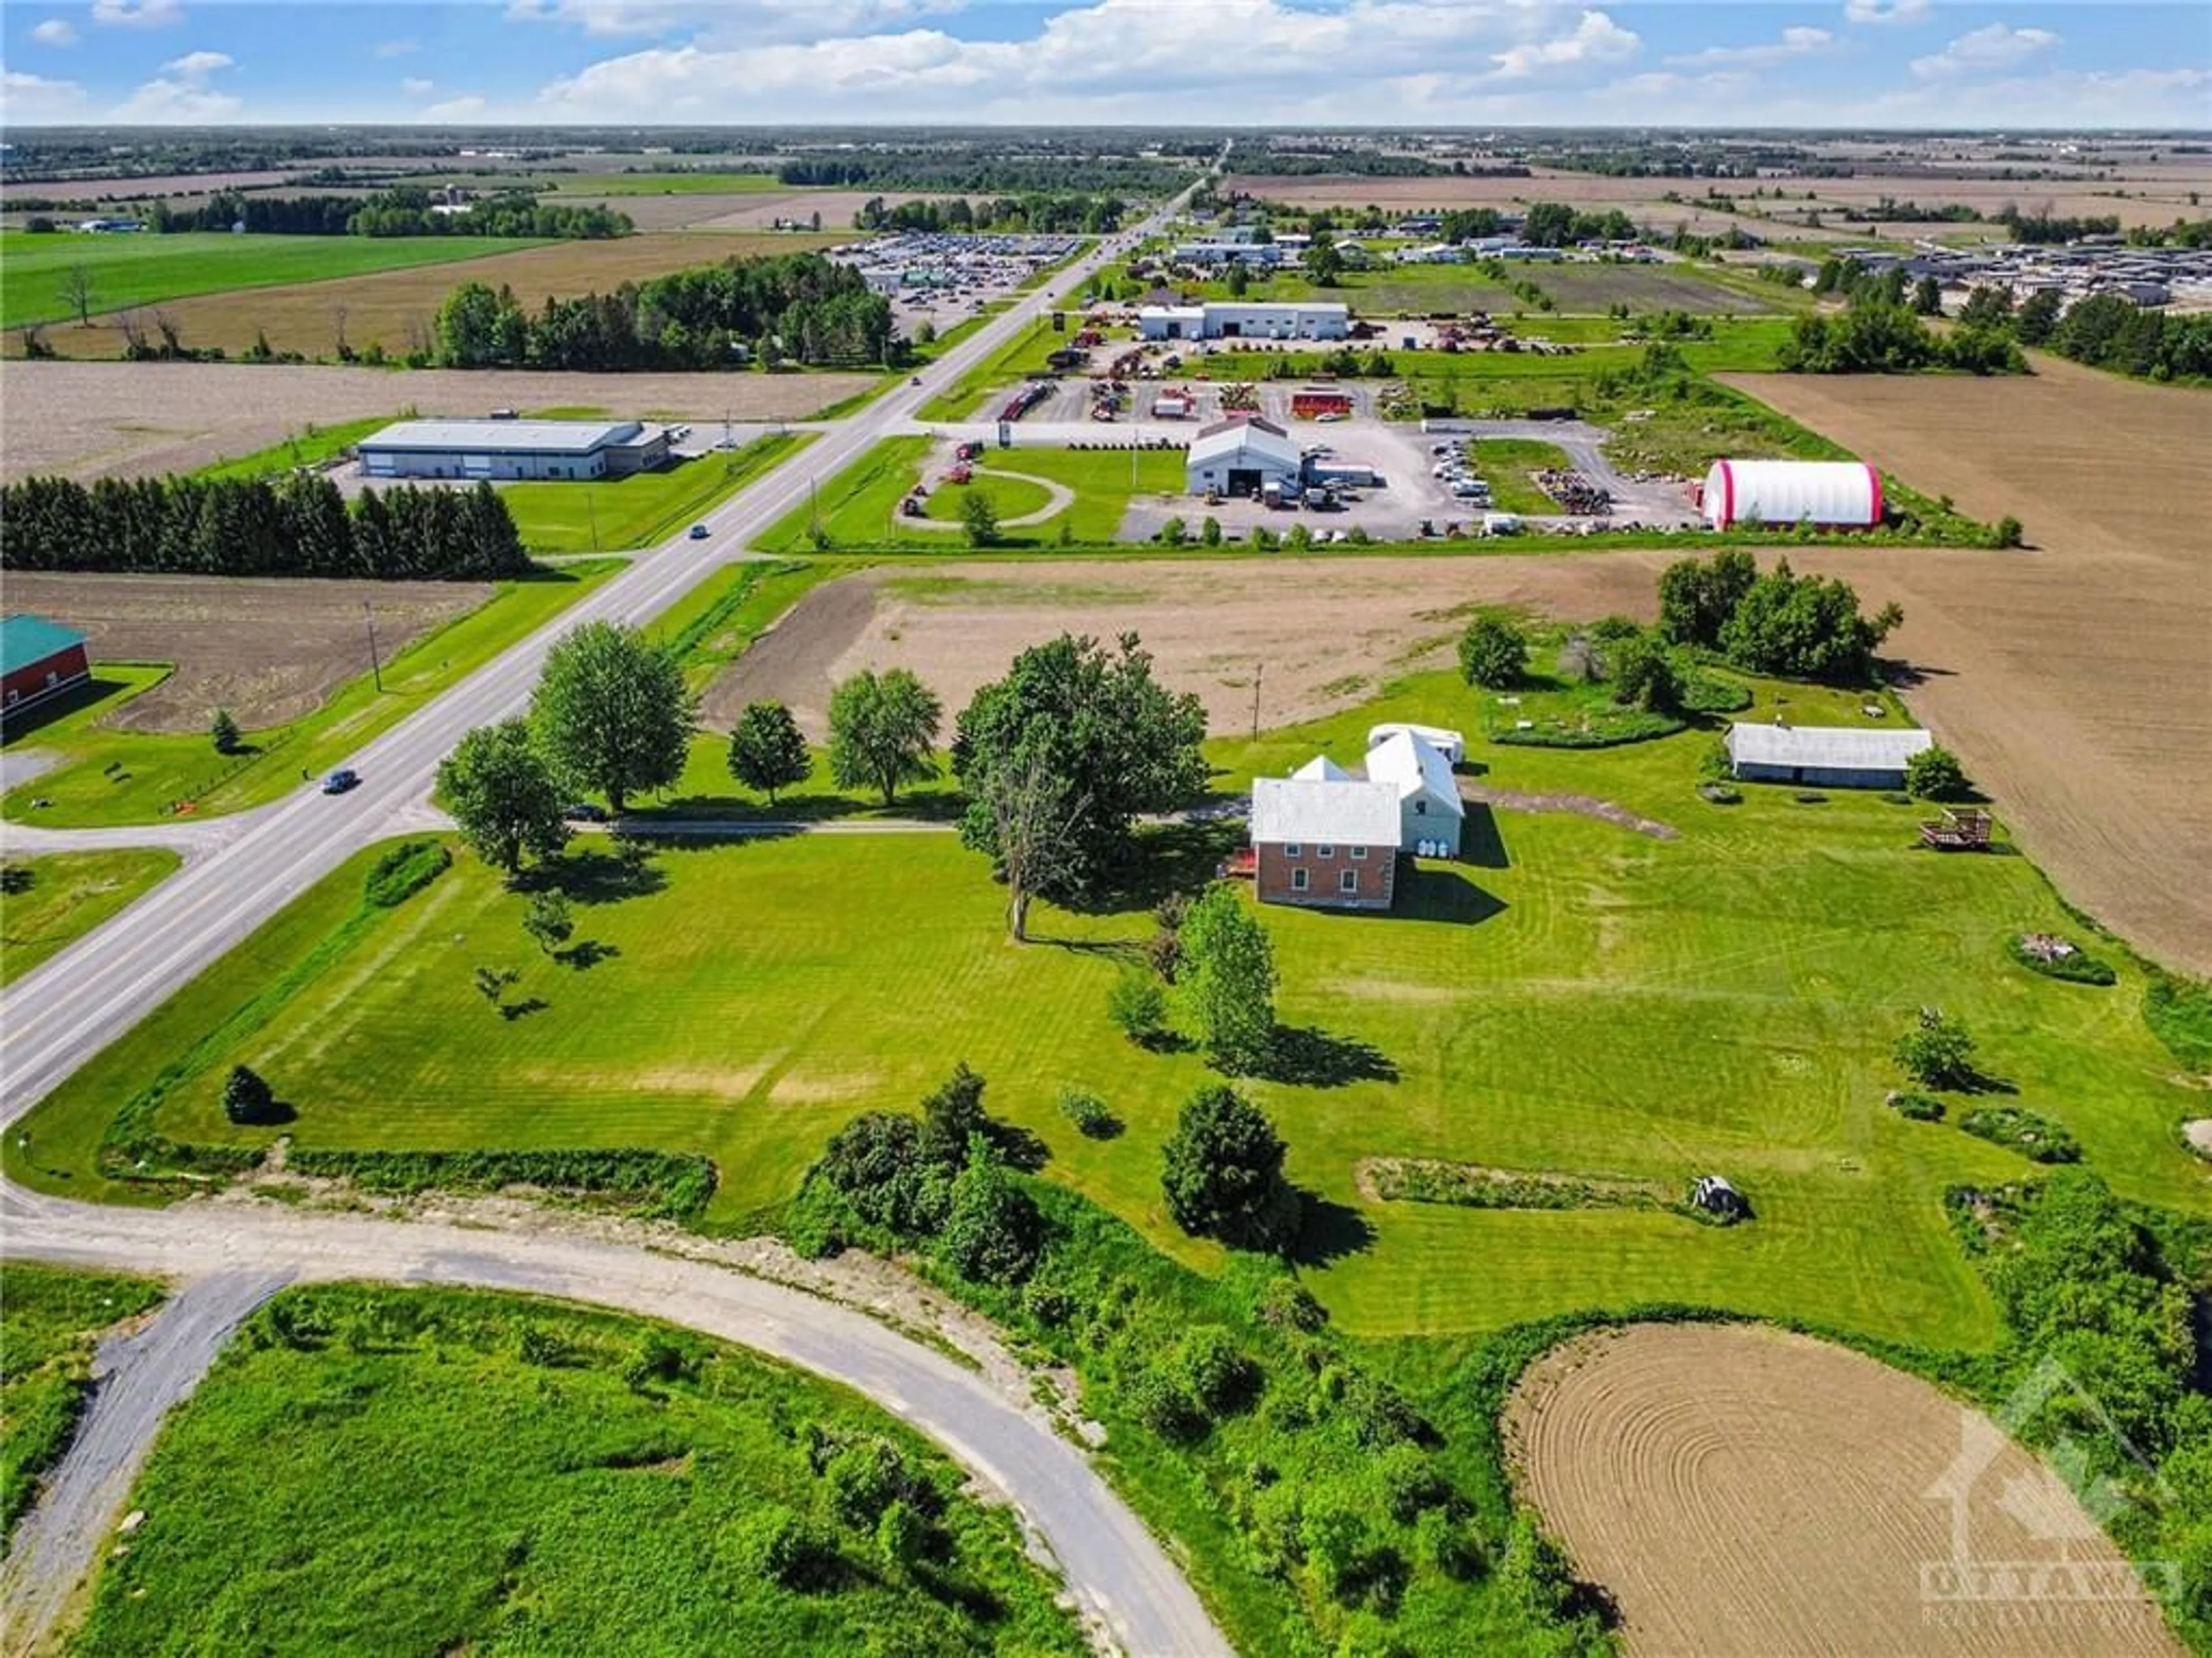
top-left (834, 232), bottom-right (1086, 338)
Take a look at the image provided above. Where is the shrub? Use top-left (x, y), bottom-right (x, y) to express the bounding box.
top-left (2143, 972), bottom-right (2212, 1070)
top-left (1108, 969), bottom-right (1169, 1047)
top-left (733, 1504), bottom-right (831, 1591)
top-left (1894, 1008), bottom-right (1979, 1089)
top-left (1255, 1276), bottom-right (1328, 1333)
top-left (1889, 1091), bottom-right (1945, 1122)
top-left (825, 1437), bottom-right (927, 1528)
top-left (1127, 1367), bottom-right (1207, 1443)
top-left (1906, 745), bottom-right (1973, 802)
top-left (1961, 1105), bottom-right (2082, 1164)
top-left (1179, 1326), bottom-right (1263, 1418)
top-left (1056, 1085), bottom-right (1118, 1138)
top-left (2007, 934), bottom-right (2117, 987)
top-left (209, 708), bottom-right (241, 754)
top-left (281, 1147), bottom-right (716, 1219)
top-left (363, 840), bottom-right (452, 908)
top-left (937, 1142), bottom-right (1043, 1285)
top-left (1457, 613), bottom-right (1528, 689)
top-left (1161, 1084), bottom-right (1300, 1251)
top-left (220, 1064), bottom-right (281, 1126)
top-left (1158, 516), bottom-right (1188, 547)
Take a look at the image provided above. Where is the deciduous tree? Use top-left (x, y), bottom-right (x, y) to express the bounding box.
top-left (438, 719), bottom-right (570, 879)
top-left (726, 700), bottom-right (811, 805)
top-left (1178, 885), bottom-right (1277, 1072)
top-left (524, 890), bottom-right (573, 955)
top-left (1905, 745), bottom-right (1972, 802)
top-left (828, 667), bottom-right (941, 807)
top-left (1457, 613), bottom-right (1527, 689)
top-left (530, 622), bottom-right (692, 815)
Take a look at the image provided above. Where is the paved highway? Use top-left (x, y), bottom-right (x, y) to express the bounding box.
top-left (0, 1191), bottom-right (1233, 1658)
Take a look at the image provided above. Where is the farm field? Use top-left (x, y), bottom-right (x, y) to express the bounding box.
top-left (688, 190), bottom-right (935, 232)
top-left (502, 433), bottom-right (810, 553)
top-left (0, 361), bottom-right (874, 482)
top-left (1192, 260), bottom-right (1774, 317)
top-left (69, 1283), bottom-right (1085, 1657)
top-left (0, 230), bottom-right (545, 332)
top-left (21, 229), bottom-right (850, 361)
top-left (1719, 360), bottom-right (2212, 977)
top-left (550, 170), bottom-right (783, 196)
top-left (16, 668), bottom-right (2205, 1346)
top-left (752, 439), bottom-right (1184, 556)
top-left (0, 849), bottom-right (180, 987)
top-left (0, 1264), bottom-right (165, 1537)
top-left (1508, 1324), bottom-right (2184, 1657)
top-left (0, 563), bottom-right (619, 826)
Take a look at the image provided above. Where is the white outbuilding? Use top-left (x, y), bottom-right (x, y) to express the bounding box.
top-left (1139, 302), bottom-right (1350, 342)
top-left (1724, 722), bottom-right (1933, 789)
top-left (1365, 730), bottom-right (1465, 858)
top-left (1185, 415), bottom-right (1303, 498)
top-left (1700, 460), bottom-right (1884, 531)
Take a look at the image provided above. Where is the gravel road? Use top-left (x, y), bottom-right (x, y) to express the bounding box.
top-left (0, 1188), bottom-right (1232, 1658)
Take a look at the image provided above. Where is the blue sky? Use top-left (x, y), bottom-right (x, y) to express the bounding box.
top-left (2, 1), bottom-right (2206, 128)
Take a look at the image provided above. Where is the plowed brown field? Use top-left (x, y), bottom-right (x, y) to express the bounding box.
top-left (1509, 1324), bottom-right (2183, 1658)
top-left (1721, 362), bottom-right (2212, 976)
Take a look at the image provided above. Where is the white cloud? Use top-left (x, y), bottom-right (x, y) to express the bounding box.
top-left (1872, 63), bottom-right (2209, 124)
top-left (401, 76), bottom-right (435, 96)
top-left (1911, 22), bottom-right (2060, 78)
top-left (374, 37), bottom-right (419, 58)
top-left (524, 1), bottom-right (1642, 121)
top-left (161, 48), bottom-right (232, 78)
top-left (1667, 26), bottom-right (1833, 69)
top-left (91, 0), bottom-right (183, 27)
top-left (1, 67), bottom-right (88, 117)
top-left (29, 18), bottom-right (79, 45)
top-left (421, 93), bottom-right (488, 120)
top-left (1488, 9), bottom-right (1638, 78)
top-left (1844, 0), bottom-right (1930, 23)
top-left (506, 0), bottom-right (963, 43)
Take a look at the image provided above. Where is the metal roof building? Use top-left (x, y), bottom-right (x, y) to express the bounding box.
top-left (1186, 415), bottom-right (1303, 498)
top-left (1251, 776), bottom-right (1402, 849)
top-left (1365, 730), bottom-right (1465, 857)
top-left (2, 613), bottom-right (91, 720)
top-left (357, 418), bottom-right (671, 482)
top-left (1725, 722), bottom-right (1933, 789)
top-left (1138, 301), bottom-right (1350, 342)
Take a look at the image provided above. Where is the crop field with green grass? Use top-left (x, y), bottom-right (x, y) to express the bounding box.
top-left (758, 439), bottom-right (1183, 552)
top-left (0, 563), bottom-right (620, 828)
top-left (191, 416), bottom-right (394, 482)
top-left (1, 848), bottom-right (180, 986)
top-left (1, 1264), bottom-right (165, 1536)
top-left (502, 434), bottom-right (811, 553)
top-left (15, 671), bottom-right (2203, 1348)
top-left (552, 171), bottom-right (785, 196)
top-left (0, 231), bottom-right (543, 330)
top-left (69, 1283), bottom-right (1084, 1657)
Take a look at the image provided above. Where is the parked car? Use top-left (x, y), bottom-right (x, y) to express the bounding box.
top-left (321, 768), bottom-right (359, 795)
top-left (688, 523), bottom-right (711, 540)
top-left (564, 802), bottom-right (609, 822)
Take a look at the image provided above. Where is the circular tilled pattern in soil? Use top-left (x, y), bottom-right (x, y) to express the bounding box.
top-left (1507, 1323), bottom-right (2181, 1658)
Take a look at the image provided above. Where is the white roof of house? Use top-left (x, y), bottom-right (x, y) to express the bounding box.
top-left (1365, 731), bottom-right (1464, 818)
top-left (1188, 416), bottom-right (1302, 472)
top-left (1251, 777), bottom-right (1400, 847)
top-left (1725, 723), bottom-right (1933, 770)
top-left (1367, 723), bottom-right (1464, 762)
top-left (1291, 755), bottom-right (1352, 782)
top-left (358, 418), bottom-right (646, 455)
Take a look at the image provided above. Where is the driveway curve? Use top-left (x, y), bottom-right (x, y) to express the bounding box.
top-left (0, 1188), bottom-right (1232, 1658)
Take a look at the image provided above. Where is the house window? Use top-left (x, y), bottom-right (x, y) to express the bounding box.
top-left (1339, 868), bottom-right (1359, 894)
top-left (1317, 844), bottom-right (1334, 859)
top-left (1284, 843), bottom-right (1301, 857)
top-left (1350, 845), bottom-right (1368, 860)
top-left (1291, 867), bottom-right (1309, 892)
top-left (1412, 799), bottom-right (1427, 815)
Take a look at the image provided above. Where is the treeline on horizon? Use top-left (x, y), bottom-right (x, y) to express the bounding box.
top-left (0, 473), bottom-right (531, 581)
top-left (133, 185), bottom-right (630, 240)
top-left (431, 251), bottom-right (893, 371)
top-left (775, 154), bottom-right (1192, 195)
top-left (853, 191), bottom-right (1128, 234)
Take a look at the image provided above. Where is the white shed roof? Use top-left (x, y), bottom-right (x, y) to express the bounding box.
top-left (1365, 731), bottom-right (1464, 818)
top-left (1725, 723), bottom-right (1933, 770)
top-left (1251, 777), bottom-right (1400, 847)
top-left (1188, 416), bottom-right (1301, 472)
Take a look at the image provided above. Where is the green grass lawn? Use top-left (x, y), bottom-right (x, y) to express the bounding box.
top-left (551, 172), bottom-right (785, 196)
top-left (922, 470), bottom-right (1056, 525)
top-left (1463, 438), bottom-right (1576, 515)
top-left (69, 1283), bottom-right (1084, 1657)
top-left (0, 848), bottom-right (180, 987)
top-left (15, 670), bottom-right (2203, 1349)
top-left (0, 1264), bottom-right (165, 1538)
top-left (0, 563), bottom-right (622, 828)
top-left (191, 416), bottom-right (395, 483)
top-left (502, 434), bottom-right (811, 553)
top-left (760, 439), bottom-right (1183, 552)
top-left (0, 232), bottom-right (544, 330)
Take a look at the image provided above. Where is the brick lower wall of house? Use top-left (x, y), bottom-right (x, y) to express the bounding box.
top-left (1255, 842), bottom-right (1397, 910)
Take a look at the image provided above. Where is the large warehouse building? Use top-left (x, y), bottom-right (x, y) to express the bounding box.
top-left (1139, 302), bottom-right (1349, 342)
top-left (1725, 722), bottom-right (1933, 790)
top-left (1185, 415), bottom-right (1303, 497)
top-left (357, 418), bottom-right (671, 482)
top-left (1700, 460), bottom-right (1883, 531)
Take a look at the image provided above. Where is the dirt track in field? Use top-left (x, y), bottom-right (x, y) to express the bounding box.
top-left (0, 360), bottom-right (872, 482)
top-left (1509, 1324), bottom-right (2183, 1658)
top-left (0, 573), bottom-right (487, 731)
top-left (1721, 362), bottom-right (2212, 977)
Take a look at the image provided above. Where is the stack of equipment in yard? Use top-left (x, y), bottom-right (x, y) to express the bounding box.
top-left (999, 382), bottom-right (1052, 422)
top-left (1537, 468), bottom-right (1611, 514)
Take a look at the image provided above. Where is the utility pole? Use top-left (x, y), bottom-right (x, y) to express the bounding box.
top-left (586, 491), bottom-right (600, 553)
top-left (363, 602), bottom-right (384, 693)
top-left (1251, 660), bottom-right (1263, 740)
top-left (808, 475), bottom-right (820, 537)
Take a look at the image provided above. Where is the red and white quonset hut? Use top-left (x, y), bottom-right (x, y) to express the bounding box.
top-left (1700, 460), bottom-right (1883, 532)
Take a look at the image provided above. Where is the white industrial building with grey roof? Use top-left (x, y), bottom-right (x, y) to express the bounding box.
top-left (357, 418), bottom-right (671, 482)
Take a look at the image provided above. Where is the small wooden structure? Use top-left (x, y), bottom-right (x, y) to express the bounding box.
top-left (1920, 808), bottom-right (1993, 852)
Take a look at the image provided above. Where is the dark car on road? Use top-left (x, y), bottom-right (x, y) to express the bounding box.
top-left (321, 768), bottom-right (359, 795)
top-left (688, 523), bottom-right (711, 540)
top-left (564, 802), bottom-right (609, 822)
